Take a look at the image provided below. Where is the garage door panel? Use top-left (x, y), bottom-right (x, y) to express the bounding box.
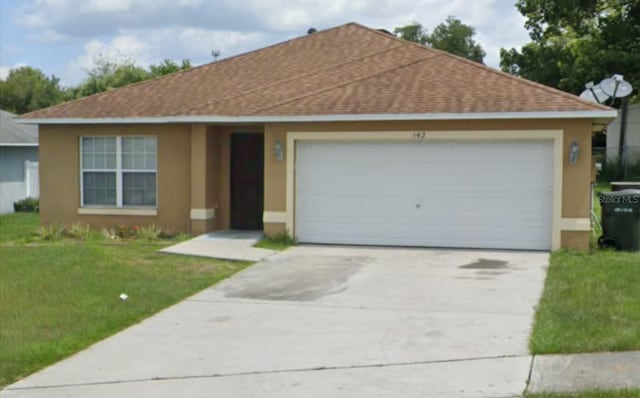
top-left (299, 192), bottom-right (550, 222)
top-left (295, 140), bottom-right (553, 250)
top-left (300, 222), bottom-right (549, 250)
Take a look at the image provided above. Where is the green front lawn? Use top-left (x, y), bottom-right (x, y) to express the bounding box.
top-left (0, 214), bottom-right (250, 387)
top-left (0, 212), bottom-right (40, 243)
top-left (526, 389), bottom-right (640, 398)
top-left (530, 250), bottom-right (640, 354)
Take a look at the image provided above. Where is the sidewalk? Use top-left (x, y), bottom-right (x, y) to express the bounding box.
top-left (159, 230), bottom-right (277, 262)
top-left (527, 351), bottom-right (640, 394)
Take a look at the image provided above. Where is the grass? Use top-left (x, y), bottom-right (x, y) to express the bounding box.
top-left (530, 250), bottom-right (640, 354)
top-left (0, 214), bottom-right (250, 387)
top-left (525, 389), bottom-right (640, 398)
top-left (254, 233), bottom-right (296, 251)
top-left (0, 212), bottom-right (40, 243)
top-left (590, 182), bottom-right (610, 248)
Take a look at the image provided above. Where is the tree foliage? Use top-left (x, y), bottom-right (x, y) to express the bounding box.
top-left (426, 16), bottom-right (486, 63)
top-left (500, 0), bottom-right (640, 101)
top-left (68, 56), bottom-right (150, 99)
top-left (0, 57), bottom-right (194, 113)
top-left (149, 59), bottom-right (192, 77)
top-left (394, 16), bottom-right (486, 63)
top-left (0, 67), bottom-right (64, 114)
top-left (393, 23), bottom-right (429, 45)
top-left (67, 56), bottom-right (192, 99)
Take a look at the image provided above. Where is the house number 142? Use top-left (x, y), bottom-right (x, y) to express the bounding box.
top-left (412, 131), bottom-right (427, 140)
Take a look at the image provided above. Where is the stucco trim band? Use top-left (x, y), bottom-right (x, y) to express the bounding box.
top-left (263, 211), bottom-right (287, 223)
top-left (190, 208), bottom-right (216, 220)
top-left (286, 130), bottom-right (564, 251)
top-left (78, 208), bottom-right (157, 216)
top-left (560, 218), bottom-right (591, 231)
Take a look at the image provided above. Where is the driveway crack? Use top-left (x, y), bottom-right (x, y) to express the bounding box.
top-left (7, 354), bottom-right (531, 391)
top-left (187, 297), bottom-right (535, 317)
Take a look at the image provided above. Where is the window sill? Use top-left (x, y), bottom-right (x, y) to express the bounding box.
top-left (78, 208), bottom-right (157, 216)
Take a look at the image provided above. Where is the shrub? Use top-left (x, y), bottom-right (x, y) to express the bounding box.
top-left (115, 224), bottom-right (134, 239)
top-left (134, 225), bottom-right (162, 241)
top-left (598, 160), bottom-right (640, 183)
top-left (67, 223), bottom-right (90, 241)
top-left (14, 198), bottom-right (39, 213)
top-left (40, 223), bottom-right (65, 241)
top-left (101, 227), bottom-right (120, 241)
top-left (254, 232), bottom-right (296, 251)
top-left (264, 232), bottom-right (296, 246)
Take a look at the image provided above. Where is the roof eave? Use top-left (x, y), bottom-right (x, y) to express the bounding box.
top-left (16, 110), bottom-right (617, 125)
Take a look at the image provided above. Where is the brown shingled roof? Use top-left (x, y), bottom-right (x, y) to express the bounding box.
top-left (22, 22), bottom-right (610, 120)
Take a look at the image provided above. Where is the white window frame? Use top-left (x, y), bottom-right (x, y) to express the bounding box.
top-left (80, 136), bottom-right (157, 208)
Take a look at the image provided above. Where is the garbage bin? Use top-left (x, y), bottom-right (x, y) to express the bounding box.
top-left (598, 189), bottom-right (640, 251)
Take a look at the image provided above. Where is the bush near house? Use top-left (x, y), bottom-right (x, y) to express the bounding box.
top-left (13, 197), bottom-right (39, 213)
top-left (597, 160), bottom-right (640, 183)
top-left (254, 232), bottom-right (296, 251)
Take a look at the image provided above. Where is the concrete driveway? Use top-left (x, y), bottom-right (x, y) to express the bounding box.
top-left (2, 246), bottom-right (548, 398)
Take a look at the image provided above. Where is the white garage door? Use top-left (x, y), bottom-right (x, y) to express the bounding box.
top-left (295, 140), bottom-right (553, 250)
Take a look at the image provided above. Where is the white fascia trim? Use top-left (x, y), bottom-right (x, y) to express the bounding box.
top-left (190, 208), bottom-right (216, 220)
top-left (16, 110), bottom-right (617, 125)
top-left (0, 143), bottom-right (38, 146)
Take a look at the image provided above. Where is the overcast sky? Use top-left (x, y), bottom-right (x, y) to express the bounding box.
top-left (0, 0), bottom-right (531, 87)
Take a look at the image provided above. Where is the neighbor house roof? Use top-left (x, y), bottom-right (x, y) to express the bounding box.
top-left (20, 23), bottom-right (614, 124)
top-left (0, 110), bottom-right (38, 145)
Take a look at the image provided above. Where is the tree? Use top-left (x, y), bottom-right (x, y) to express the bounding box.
top-left (393, 23), bottom-right (428, 45)
top-left (425, 16), bottom-right (486, 63)
top-left (68, 56), bottom-right (194, 99)
top-left (0, 67), bottom-right (64, 114)
top-left (70, 55), bottom-right (150, 98)
top-left (500, 0), bottom-right (640, 100)
top-left (394, 17), bottom-right (486, 63)
top-left (149, 59), bottom-right (192, 77)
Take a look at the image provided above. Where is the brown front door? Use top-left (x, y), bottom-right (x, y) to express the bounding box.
top-left (231, 133), bottom-right (264, 230)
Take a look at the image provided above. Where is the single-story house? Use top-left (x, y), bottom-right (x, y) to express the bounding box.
top-left (1, 109), bottom-right (39, 214)
top-left (606, 103), bottom-right (640, 162)
top-left (19, 23), bottom-right (616, 250)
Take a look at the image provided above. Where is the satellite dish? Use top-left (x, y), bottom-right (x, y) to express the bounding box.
top-left (600, 75), bottom-right (633, 98)
top-left (580, 83), bottom-right (610, 104)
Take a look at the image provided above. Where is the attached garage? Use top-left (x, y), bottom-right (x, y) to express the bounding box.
top-left (287, 130), bottom-right (563, 251)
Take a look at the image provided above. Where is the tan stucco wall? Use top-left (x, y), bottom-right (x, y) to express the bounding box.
top-left (216, 127), bottom-right (232, 230)
top-left (263, 119), bottom-right (594, 249)
top-left (190, 124), bottom-right (217, 235)
top-left (264, 222), bottom-right (287, 236)
top-left (561, 231), bottom-right (591, 250)
top-left (40, 118), bottom-right (594, 249)
top-left (190, 125), bottom-right (232, 233)
top-left (39, 124), bottom-right (192, 233)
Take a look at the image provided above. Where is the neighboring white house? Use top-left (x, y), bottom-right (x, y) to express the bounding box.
top-left (0, 110), bottom-right (39, 214)
top-left (606, 103), bottom-right (640, 162)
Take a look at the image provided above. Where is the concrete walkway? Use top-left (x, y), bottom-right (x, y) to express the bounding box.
top-left (159, 230), bottom-right (277, 261)
top-left (527, 351), bottom-right (640, 394)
